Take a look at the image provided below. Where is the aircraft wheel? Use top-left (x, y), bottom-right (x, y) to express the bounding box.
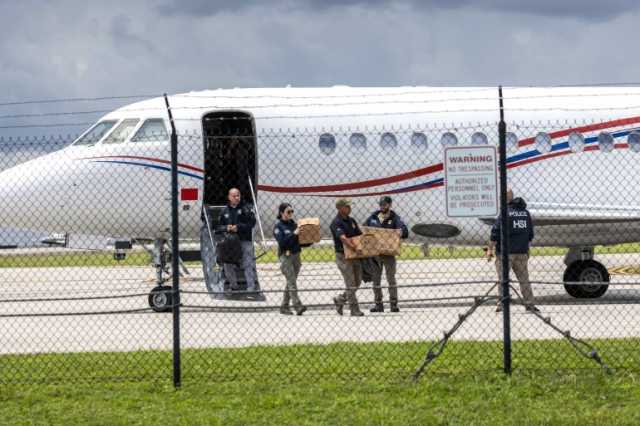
top-left (563, 260), bottom-right (609, 299)
top-left (149, 286), bottom-right (173, 312)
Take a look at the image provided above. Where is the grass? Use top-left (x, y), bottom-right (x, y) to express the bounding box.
top-left (5, 243), bottom-right (640, 269)
top-left (2, 340), bottom-right (640, 424)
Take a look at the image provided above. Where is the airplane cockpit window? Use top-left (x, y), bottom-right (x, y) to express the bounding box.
top-left (380, 132), bottom-right (398, 150)
top-left (131, 119), bottom-right (169, 143)
top-left (628, 131), bottom-right (640, 153)
top-left (349, 133), bottom-right (367, 150)
top-left (410, 132), bottom-right (428, 149)
top-left (102, 119), bottom-right (140, 144)
top-left (568, 132), bottom-right (585, 152)
top-left (471, 132), bottom-right (488, 145)
top-left (440, 132), bottom-right (458, 147)
top-left (506, 132), bottom-right (519, 152)
top-left (598, 131), bottom-right (614, 153)
top-left (73, 120), bottom-right (117, 146)
top-left (534, 132), bottom-right (552, 153)
top-left (319, 133), bottom-right (336, 155)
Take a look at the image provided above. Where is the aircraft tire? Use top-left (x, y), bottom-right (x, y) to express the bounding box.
top-left (563, 260), bottom-right (609, 299)
top-left (149, 285), bottom-right (173, 313)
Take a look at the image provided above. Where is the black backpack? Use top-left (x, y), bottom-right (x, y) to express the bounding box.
top-left (216, 233), bottom-right (243, 265)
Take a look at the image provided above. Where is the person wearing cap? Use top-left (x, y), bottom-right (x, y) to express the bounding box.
top-left (273, 202), bottom-right (307, 316)
top-left (330, 198), bottom-right (365, 317)
top-left (364, 196), bottom-right (409, 313)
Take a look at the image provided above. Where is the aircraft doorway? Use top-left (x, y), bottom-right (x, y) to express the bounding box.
top-left (202, 111), bottom-right (257, 207)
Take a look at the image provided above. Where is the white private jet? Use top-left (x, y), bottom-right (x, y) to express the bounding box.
top-left (2, 86), bottom-right (640, 310)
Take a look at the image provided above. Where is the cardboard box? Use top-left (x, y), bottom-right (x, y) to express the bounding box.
top-left (344, 233), bottom-right (379, 259)
top-left (297, 217), bottom-right (321, 245)
top-left (361, 226), bottom-right (402, 256)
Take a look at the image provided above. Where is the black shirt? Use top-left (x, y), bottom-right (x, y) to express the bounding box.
top-left (490, 198), bottom-right (534, 254)
top-left (215, 202), bottom-right (256, 242)
top-left (273, 218), bottom-right (301, 256)
top-left (330, 214), bottom-right (362, 253)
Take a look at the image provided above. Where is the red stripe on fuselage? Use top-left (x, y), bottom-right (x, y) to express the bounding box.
top-left (79, 155), bottom-right (205, 173)
top-left (508, 143), bottom-right (629, 168)
top-left (256, 163), bottom-right (443, 193)
top-left (518, 116), bottom-right (640, 147)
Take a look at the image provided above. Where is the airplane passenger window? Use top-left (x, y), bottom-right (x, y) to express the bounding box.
top-left (568, 132), bottom-right (585, 152)
top-left (598, 132), bottom-right (614, 152)
top-left (628, 131), bottom-right (640, 153)
top-left (506, 132), bottom-right (519, 152)
top-left (380, 132), bottom-right (398, 150)
top-left (410, 132), bottom-right (428, 149)
top-left (471, 132), bottom-right (488, 145)
top-left (73, 120), bottom-right (117, 145)
top-left (131, 119), bottom-right (169, 143)
top-left (440, 132), bottom-right (458, 147)
top-left (349, 133), bottom-right (367, 150)
top-left (319, 133), bottom-right (336, 155)
top-left (534, 132), bottom-right (552, 153)
top-left (103, 119), bottom-right (140, 144)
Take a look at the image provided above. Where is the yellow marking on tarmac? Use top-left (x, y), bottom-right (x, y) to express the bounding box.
top-left (609, 266), bottom-right (640, 275)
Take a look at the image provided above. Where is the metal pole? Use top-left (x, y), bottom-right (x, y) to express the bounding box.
top-left (164, 93), bottom-right (181, 388)
top-left (498, 86), bottom-right (512, 375)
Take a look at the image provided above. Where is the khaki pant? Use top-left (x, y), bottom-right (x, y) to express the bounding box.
top-left (495, 254), bottom-right (534, 304)
top-left (280, 252), bottom-right (303, 309)
top-left (335, 252), bottom-right (363, 312)
top-left (372, 255), bottom-right (398, 304)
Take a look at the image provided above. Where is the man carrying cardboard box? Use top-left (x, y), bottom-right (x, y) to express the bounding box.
top-left (330, 198), bottom-right (365, 317)
top-left (364, 196), bottom-right (409, 313)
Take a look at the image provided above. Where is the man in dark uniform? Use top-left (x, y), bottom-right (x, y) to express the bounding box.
top-left (330, 199), bottom-right (365, 317)
top-left (364, 196), bottom-right (409, 313)
top-left (486, 189), bottom-right (537, 312)
top-left (215, 188), bottom-right (258, 296)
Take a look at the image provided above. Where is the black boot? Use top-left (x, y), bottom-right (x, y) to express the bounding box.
top-left (390, 302), bottom-right (399, 313)
top-left (370, 303), bottom-right (384, 313)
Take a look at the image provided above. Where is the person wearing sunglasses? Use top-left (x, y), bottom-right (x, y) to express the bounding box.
top-left (273, 203), bottom-right (307, 315)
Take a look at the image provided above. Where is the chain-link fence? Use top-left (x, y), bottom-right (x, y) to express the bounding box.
top-left (2, 88), bottom-right (640, 385)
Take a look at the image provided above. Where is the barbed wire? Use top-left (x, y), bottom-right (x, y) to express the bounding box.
top-left (0, 94), bottom-right (158, 107)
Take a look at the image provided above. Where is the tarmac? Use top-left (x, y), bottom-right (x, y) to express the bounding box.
top-left (1, 253), bottom-right (640, 354)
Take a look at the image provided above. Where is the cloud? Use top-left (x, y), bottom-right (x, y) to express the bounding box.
top-left (1, 0), bottom-right (640, 139)
top-left (157, 0), bottom-right (640, 21)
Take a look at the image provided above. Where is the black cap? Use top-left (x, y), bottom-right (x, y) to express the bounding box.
top-left (379, 196), bottom-right (392, 205)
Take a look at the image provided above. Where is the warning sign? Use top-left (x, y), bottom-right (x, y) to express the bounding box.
top-left (444, 146), bottom-right (498, 217)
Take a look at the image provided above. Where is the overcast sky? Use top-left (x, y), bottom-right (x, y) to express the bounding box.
top-left (2, 0), bottom-right (640, 135)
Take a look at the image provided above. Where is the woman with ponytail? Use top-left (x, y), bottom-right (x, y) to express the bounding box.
top-left (273, 203), bottom-right (307, 315)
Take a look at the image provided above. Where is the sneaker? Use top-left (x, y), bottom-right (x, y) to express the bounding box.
top-left (295, 306), bottom-right (307, 316)
top-left (333, 297), bottom-right (344, 316)
top-left (350, 309), bottom-right (365, 317)
top-left (525, 305), bottom-right (540, 313)
top-left (390, 305), bottom-right (400, 313)
top-left (279, 308), bottom-right (293, 315)
top-left (369, 304), bottom-right (384, 313)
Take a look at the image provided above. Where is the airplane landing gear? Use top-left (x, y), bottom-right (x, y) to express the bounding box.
top-left (143, 238), bottom-right (188, 312)
top-left (563, 247), bottom-right (609, 298)
top-left (149, 285), bottom-right (173, 313)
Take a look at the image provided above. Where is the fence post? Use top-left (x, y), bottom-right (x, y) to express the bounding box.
top-left (164, 93), bottom-right (182, 388)
top-left (498, 86), bottom-right (512, 374)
